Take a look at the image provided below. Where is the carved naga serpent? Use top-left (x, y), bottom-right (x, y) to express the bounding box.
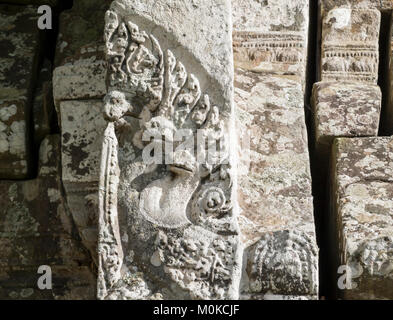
top-left (98, 6), bottom-right (236, 300)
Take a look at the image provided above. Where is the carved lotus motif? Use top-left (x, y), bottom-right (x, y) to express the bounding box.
top-left (248, 230), bottom-right (318, 296)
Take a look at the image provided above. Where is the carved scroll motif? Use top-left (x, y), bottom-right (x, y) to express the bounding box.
top-left (98, 5), bottom-right (241, 300)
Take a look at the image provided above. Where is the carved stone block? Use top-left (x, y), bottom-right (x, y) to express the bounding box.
top-left (236, 71), bottom-right (312, 199)
top-left (312, 81), bottom-right (381, 162)
top-left (61, 100), bottom-right (107, 262)
top-left (54, 1), bottom-right (111, 67)
top-left (320, 8), bottom-right (380, 84)
top-left (53, 1), bottom-right (111, 120)
top-left (0, 5), bottom-right (41, 179)
top-left (232, 0), bottom-right (309, 84)
top-left (61, 100), bottom-right (107, 184)
top-left (53, 51), bottom-right (107, 114)
top-left (330, 137), bottom-right (393, 299)
top-left (97, 0), bottom-right (241, 300)
top-left (235, 70), bottom-right (318, 298)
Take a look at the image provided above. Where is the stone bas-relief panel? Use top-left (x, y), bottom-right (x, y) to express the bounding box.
top-left (331, 137), bottom-right (393, 299)
top-left (98, 0), bottom-right (242, 300)
top-left (320, 8), bottom-right (380, 84)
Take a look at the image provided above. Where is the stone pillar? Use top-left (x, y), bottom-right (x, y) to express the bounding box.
top-left (0, 2), bottom-right (96, 300)
top-left (232, 0), bottom-right (318, 299)
top-left (52, 1), bottom-right (110, 264)
top-left (320, 8), bottom-right (380, 84)
top-left (313, 3), bottom-right (382, 160)
top-left (330, 137), bottom-right (393, 299)
top-left (313, 5), bottom-right (382, 161)
top-left (313, 1), bottom-right (384, 298)
top-left (59, 100), bottom-right (107, 264)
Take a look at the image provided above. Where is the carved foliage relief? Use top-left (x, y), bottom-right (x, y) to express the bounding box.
top-left (98, 3), bottom-right (241, 300)
top-left (321, 8), bottom-right (380, 83)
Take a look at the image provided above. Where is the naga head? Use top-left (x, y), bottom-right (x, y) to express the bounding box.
top-left (104, 90), bottom-right (133, 121)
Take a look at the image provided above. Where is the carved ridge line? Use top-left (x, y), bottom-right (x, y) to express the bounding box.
top-left (98, 123), bottom-right (124, 299)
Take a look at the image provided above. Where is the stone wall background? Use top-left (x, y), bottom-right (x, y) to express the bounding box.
top-left (0, 0), bottom-right (97, 300)
top-left (0, 0), bottom-right (393, 299)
